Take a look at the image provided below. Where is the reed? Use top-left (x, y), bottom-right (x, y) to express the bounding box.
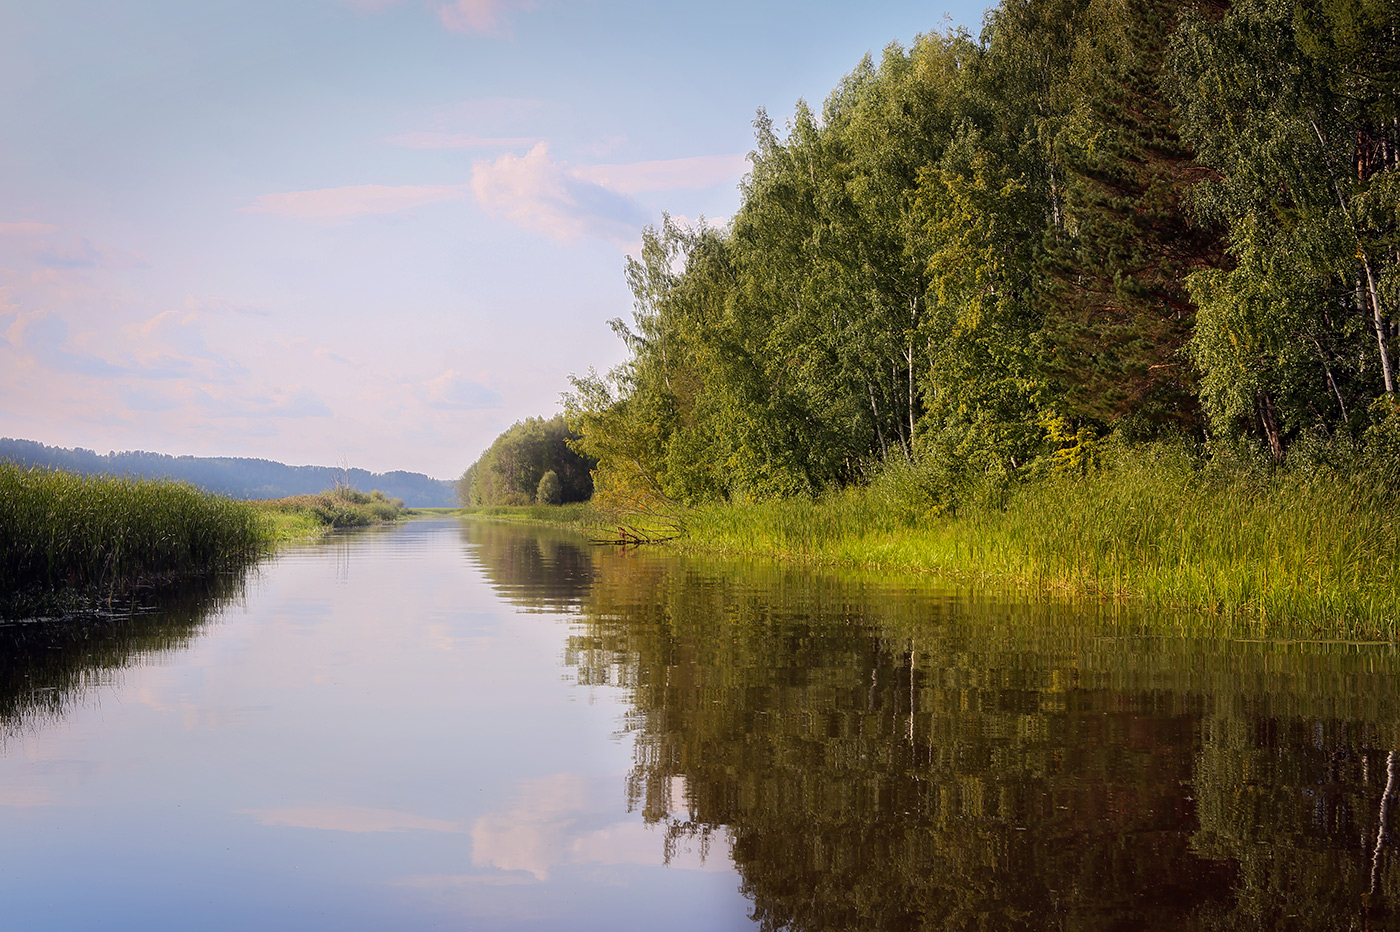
top-left (680, 443), bottom-right (1400, 637)
top-left (251, 487), bottom-right (409, 539)
top-left (0, 463), bottom-right (266, 612)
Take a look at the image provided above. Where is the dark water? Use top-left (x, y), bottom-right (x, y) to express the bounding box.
top-left (2, 519), bottom-right (1398, 931)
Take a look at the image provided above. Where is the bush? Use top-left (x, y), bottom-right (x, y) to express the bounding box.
top-left (536, 470), bottom-right (563, 505)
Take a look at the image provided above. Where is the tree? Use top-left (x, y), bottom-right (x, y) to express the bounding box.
top-left (536, 470), bottom-right (562, 505)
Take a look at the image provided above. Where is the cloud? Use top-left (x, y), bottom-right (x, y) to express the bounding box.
top-left (426, 369), bottom-right (502, 410)
top-left (241, 183), bottom-right (469, 221)
top-left (0, 221), bottom-right (60, 236)
top-left (35, 236), bottom-right (103, 270)
top-left (575, 154), bottom-right (748, 195)
top-left (197, 385), bottom-right (334, 419)
top-left (470, 143), bottom-right (647, 244)
top-left (389, 131), bottom-right (539, 150)
top-left (438, 0), bottom-right (517, 34)
top-left (244, 805), bottom-right (463, 834)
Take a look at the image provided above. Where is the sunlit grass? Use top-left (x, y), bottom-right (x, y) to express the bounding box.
top-left (0, 462), bottom-right (266, 612)
top-left (250, 487), bottom-right (410, 538)
top-left (680, 445), bottom-right (1400, 638)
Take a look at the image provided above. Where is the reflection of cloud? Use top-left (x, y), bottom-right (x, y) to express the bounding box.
top-left (0, 787), bottom-right (55, 808)
top-left (468, 772), bottom-right (727, 881)
top-left (244, 805), bottom-right (464, 834)
top-left (241, 183), bottom-right (469, 221)
top-left (426, 369), bottom-right (502, 410)
top-left (389, 132), bottom-right (539, 150)
top-left (470, 143), bottom-right (647, 244)
top-left (575, 154), bottom-right (748, 195)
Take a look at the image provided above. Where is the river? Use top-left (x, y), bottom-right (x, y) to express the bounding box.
top-left (1, 518), bottom-right (1398, 931)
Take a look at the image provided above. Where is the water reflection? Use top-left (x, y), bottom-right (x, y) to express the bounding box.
top-left (462, 521), bottom-right (1400, 932)
top-left (0, 570), bottom-right (251, 738)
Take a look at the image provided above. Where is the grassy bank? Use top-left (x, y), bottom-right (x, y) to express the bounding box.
top-left (457, 502), bottom-right (594, 527)
top-left (679, 444), bottom-right (1400, 638)
top-left (251, 487), bottom-right (410, 541)
top-left (0, 463), bottom-right (266, 615)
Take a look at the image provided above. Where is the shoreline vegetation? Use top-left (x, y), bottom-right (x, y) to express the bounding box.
top-left (0, 462), bottom-right (411, 619)
top-left (477, 0), bottom-right (1400, 641)
top-left (456, 437), bottom-right (1400, 639)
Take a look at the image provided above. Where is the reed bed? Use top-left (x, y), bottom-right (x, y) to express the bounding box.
top-left (0, 463), bottom-right (266, 611)
top-left (682, 445), bottom-right (1400, 637)
top-left (251, 487), bottom-right (409, 539)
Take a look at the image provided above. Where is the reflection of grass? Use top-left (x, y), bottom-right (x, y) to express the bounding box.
top-left (251, 487), bottom-right (410, 540)
top-left (681, 447), bottom-right (1400, 638)
top-left (0, 463), bottom-right (264, 616)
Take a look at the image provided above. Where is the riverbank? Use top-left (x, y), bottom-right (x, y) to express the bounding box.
top-left (678, 446), bottom-right (1400, 638)
top-left (458, 444), bottom-right (1400, 637)
top-left (0, 463), bottom-right (266, 618)
top-left (252, 487), bottom-right (411, 541)
top-left (0, 465), bottom-right (414, 617)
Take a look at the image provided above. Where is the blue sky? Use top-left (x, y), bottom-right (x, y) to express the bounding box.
top-left (0, 0), bottom-right (991, 479)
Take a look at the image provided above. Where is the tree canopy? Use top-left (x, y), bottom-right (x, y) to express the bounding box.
top-left (566, 0), bottom-right (1400, 506)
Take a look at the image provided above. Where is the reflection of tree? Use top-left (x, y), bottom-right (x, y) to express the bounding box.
top-left (465, 523), bottom-right (1400, 931)
top-left (0, 570), bottom-right (251, 738)
top-left (456, 520), bottom-right (598, 613)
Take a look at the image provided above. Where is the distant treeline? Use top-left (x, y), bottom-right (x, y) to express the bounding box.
top-left (0, 438), bottom-right (456, 507)
top-left (566, 0), bottom-right (1400, 506)
top-left (458, 415), bottom-right (595, 506)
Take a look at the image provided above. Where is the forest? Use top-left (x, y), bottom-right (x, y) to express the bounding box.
top-left (0, 438), bottom-right (457, 507)
top-left (563, 0), bottom-right (1400, 510)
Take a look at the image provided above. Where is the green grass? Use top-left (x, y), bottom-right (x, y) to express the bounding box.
top-left (0, 462), bottom-right (266, 614)
top-left (678, 444), bottom-right (1400, 638)
top-left (251, 487), bottom-right (410, 540)
top-left (457, 502), bottom-right (596, 527)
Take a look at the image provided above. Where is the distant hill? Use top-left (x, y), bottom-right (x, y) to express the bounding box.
top-left (0, 438), bottom-right (458, 507)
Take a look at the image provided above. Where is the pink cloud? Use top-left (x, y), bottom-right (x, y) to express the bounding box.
top-left (575, 154), bottom-right (748, 195)
top-left (389, 131), bottom-right (539, 150)
top-left (438, 0), bottom-right (512, 33)
top-left (0, 221), bottom-right (60, 236)
top-left (240, 183), bottom-right (469, 220)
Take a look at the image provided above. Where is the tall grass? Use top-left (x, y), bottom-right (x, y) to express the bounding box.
top-left (251, 486), bottom-right (410, 540)
top-left (0, 463), bottom-right (266, 611)
top-left (682, 443), bottom-right (1400, 637)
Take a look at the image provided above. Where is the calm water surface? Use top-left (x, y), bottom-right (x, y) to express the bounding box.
top-left (2, 518), bottom-right (1399, 931)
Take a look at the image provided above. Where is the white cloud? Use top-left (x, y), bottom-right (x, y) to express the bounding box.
top-left (470, 142), bottom-right (647, 244)
top-left (575, 154), bottom-right (748, 195)
top-left (426, 369), bottom-right (503, 410)
top-left (240, 183), bottom-right (469, 220)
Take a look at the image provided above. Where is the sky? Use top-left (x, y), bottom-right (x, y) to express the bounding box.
top-left (0, 0), bottom-right (992, 480)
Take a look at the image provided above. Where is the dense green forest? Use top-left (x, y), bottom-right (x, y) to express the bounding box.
top-left (456, 415), bottom-right (596, 506)
top-left (566, 0), bottom-right (1400, 508)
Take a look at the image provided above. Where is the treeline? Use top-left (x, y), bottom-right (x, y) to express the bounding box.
top-left (457, 415), bottom-right (595, 506)
top-left (0, 438), bottom-right (457, 506)
top-left (566, 0), bottom-right (1400, 506)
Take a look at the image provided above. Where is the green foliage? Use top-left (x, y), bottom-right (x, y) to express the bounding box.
top-left (253, 487), bottom-right (408, 533)
top-left (567, 0), bottom-right (1400, 529)
top-left (0, 463), bottom-right (266, 615)
top-left (458, 414), bottom-right (595, 506)
top-left (681, 438), bottom-right (1400, 636)
top-left (535, 470), bottom-right (562, 505)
